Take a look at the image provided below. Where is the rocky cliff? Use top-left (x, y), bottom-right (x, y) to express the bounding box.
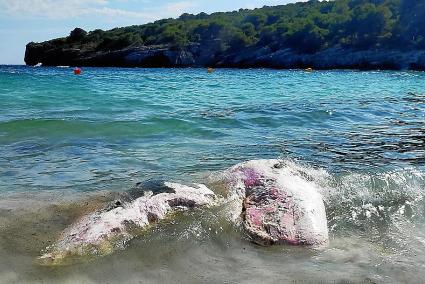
top-left (24, 0), bottom-right (425, 70)
top-left (25, 42), bottom-right (425, 70)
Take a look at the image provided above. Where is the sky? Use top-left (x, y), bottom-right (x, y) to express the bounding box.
top-left (0, 0), bottom-right (303, 64)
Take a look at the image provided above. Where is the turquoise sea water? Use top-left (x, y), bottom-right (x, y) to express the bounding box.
top-left (0, 66), bottom-right (424, 283)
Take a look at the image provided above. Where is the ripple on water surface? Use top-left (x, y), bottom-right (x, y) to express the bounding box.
top-left (0, 66), bottom-right (424, 282)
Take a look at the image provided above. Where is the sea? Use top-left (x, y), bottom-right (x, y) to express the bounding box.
top-left (0, 65), bottom-right (424, 283)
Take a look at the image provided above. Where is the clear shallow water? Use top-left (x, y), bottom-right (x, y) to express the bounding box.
top-left (0, 66), bottom-right (424, 283)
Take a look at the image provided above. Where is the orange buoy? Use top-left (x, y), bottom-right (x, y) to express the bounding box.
top-left (74, 68), bottom-right (82, 75)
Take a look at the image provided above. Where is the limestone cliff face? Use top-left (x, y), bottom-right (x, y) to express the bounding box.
top-left (25, 42), bottom-right (425, 70)
top-left (25, 43), bottom-right (200, 67)
top-left (218, 47), bottom-right (425, 70)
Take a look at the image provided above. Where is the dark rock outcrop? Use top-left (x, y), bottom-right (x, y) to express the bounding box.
top-left (25, 41), bottom-right (425, 70)
top-left (219, 46), bottom-right (425, 70)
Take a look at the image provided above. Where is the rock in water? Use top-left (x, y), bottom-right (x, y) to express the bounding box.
top-left (225, 159), bottom-right (328, 246)
top-left (39, 182), bottom-right (216, 265)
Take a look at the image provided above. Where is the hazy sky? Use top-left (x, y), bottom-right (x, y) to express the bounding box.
top-left (0, 0), bottom-right (303, 64)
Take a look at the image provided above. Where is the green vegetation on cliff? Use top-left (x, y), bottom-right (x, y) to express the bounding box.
top-left (41, 0), bottom-right (425, 54)
top-left (25, 0), bottom-right (425, 70)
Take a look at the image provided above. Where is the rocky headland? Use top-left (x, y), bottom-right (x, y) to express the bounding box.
top-left (25, 0), bottom-right (425, 70)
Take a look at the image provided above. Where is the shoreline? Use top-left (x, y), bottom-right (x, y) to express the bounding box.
top-left (24, 44), bottom-right (425, 72)
top-left (6, 64), bottom-right (425, 72)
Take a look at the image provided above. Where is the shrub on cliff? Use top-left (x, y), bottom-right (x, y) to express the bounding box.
top-left (69, 28), bottom-right (87, 41)
top-left (34, 0), bottom-right (425, 54)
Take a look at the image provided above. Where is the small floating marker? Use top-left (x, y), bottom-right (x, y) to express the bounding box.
top-left (305, 67), bottom-right (313, 72)
top-left (74, 67), bottom-right (82, 75)
top-left (207, 67), bottom-right (214, 73)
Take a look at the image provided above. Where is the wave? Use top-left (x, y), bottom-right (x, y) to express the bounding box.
top-left (231, 159), bottom-right (425, 252)
top-left (0, 157), bottom-right (424, 278)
